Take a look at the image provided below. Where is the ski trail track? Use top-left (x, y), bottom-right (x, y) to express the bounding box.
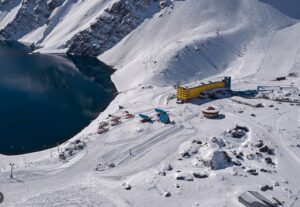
top-left (229, 21), bottom-right (300, 83)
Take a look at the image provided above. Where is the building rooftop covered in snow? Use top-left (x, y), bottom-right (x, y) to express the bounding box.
top-left (238, 191), bottom-right (277, 207)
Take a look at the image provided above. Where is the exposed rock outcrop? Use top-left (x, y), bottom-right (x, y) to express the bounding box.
top-left (0, 0), bottom-right (165, 56)
top-left (0, 0), bottom-right (65, 40)
top-left (64, 0), bottom-right (160, 56)
top-left (210, 151), bottom-right (232, 170)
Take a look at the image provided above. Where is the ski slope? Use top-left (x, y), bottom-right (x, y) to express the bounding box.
top-left (100, 0), bottom-right (294, 90)
top-left (1, 0), bottom-right (300, 206)
top-left (227, 21), bottom-right (300, 83)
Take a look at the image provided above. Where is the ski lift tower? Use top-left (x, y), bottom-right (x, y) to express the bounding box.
top-left (9, 162), bottom-right (15, 179)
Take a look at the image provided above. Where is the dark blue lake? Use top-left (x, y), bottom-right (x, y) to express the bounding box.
top-left (0, 41), bottom-right (116, 155)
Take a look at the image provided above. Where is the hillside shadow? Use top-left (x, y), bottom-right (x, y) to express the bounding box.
top-left (211, 114), bottom-right (226, 120)
top-left (259, 0), bottom-right (300, 19)
top-left (12, 177), bottom-right (25, 183)
top-left (187, 90), bottom-right (258, 106)
top-left (0, 1), bottom-right (21, 13)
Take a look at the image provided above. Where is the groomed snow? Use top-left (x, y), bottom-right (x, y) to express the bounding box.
top-left (1, 0), bottom-right (300, 206)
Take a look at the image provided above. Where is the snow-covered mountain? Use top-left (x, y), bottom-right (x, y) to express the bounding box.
top-left (1, 0), bottom-right (300, 89)
top-left (101, 0), bottom-right (300, 90)
top-left (1, 0), bottom-right (300, 206)
top-left (0, 0), bottom-right (161, 56)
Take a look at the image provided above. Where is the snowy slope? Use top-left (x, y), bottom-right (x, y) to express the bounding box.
top-left (100, 0), bottom-right (296, 90)
top-left (1, 0), bottom-right (300, 207)
top-left (27, 0), bottom-right (117, 53)
top-left (0, 0), bottom-right (22, 30)
top-left (0, 0), bottom-right (162, 55)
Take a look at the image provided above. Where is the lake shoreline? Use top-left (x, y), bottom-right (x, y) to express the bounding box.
top-left (0, 41), bottom-right (117, 155)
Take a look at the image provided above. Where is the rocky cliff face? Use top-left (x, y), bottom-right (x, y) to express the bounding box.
top-left (0, 0), bottom-right (170, 56)
top-left (64, 0), bottom-right (160, 56)
top-left (0, 0), bottom-right (65, 40)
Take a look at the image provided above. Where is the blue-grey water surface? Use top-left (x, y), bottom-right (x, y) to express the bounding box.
top-left (0, 41), bottom-right (116, 155)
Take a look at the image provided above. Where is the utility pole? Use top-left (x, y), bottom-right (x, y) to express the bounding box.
top-left (216, 29), bottom-right (220, 37)
top-left (57, 142), bottom-right (60, 154)
top-left (9, 162), bottom-right (15, 179)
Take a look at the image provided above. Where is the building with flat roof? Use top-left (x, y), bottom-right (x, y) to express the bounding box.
top-left (238, 191), bottom-right (276, 207)
top-left (177, 77), bottom-right (231, 102)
